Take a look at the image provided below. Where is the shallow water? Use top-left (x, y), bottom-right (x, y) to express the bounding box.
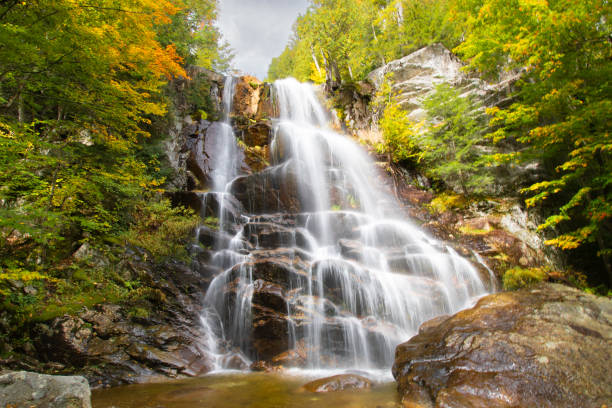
top-left (92, 372), bottom-right (401, 408)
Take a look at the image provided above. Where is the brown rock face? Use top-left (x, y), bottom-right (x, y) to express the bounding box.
top-left (243, 123), bottom-right (271, 147)
top-left (301, 374), bottom-right (373, 393)
top-left (229, 165), bottom-right (301, 214)
top-left (233, 76), bottom-right (263, 119)
top-left (392, 283), bottom-right (612, 408)
top-left (232, 76), bottom-right (276, 121)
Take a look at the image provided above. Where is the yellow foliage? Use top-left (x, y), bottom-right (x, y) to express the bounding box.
top-left (0, 270), bottom-right (53, 283)
top-left (503, 267), bottom-right (549, 290)
top-left (428, 193), bottom-right (467, 214)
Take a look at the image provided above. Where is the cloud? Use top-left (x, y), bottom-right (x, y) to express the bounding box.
top-left (217, 0), bottom-right (309, 79)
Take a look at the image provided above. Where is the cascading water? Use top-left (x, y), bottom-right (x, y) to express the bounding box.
top-left (199, 77), bottom-right (493, 374)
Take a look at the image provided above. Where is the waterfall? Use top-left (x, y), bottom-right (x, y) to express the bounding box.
top-left (198, 77), bottom-right (492, 373)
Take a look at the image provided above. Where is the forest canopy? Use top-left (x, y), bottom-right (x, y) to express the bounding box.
top-left (0, 0), bottom-right (229, 323)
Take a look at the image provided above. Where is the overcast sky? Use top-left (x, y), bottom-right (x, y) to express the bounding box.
top-left (217, 0), bottom-right (309, 80)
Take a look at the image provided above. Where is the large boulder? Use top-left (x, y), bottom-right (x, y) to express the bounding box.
top-left (393, 283), bottom-right (612, 408)
top-left (0, 371), bottom-right (91, 408)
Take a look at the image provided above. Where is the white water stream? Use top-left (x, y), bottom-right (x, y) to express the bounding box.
top-left (197, 77), bottom-right (493, 376)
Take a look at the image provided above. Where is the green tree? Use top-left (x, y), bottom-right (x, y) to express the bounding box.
top-left (374, 76), bottom-right (421, 164)
top-left (267, 0), bottom-right (464, 85)
top-left (374, 0), bottom-right (460, 63)
top-left (455, 0), bottom-right (612, 284)
top-left (267, 0), bottom-right (379, 85)
top-left (0, 0), bottom-right (224, 326)
top-left (419, 84), bottom-right (492, 195)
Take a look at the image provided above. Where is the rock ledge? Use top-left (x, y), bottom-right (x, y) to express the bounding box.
top-left (393, 283), bottom-right (612, 408)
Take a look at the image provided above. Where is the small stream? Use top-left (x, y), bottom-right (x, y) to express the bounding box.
top-left (92, 372), bottom-right (401, 408)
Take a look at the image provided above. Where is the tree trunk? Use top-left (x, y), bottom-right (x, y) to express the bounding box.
top-left (311, 48), bottom-right (321, 74)
top-left (17, 92), bottom-right (24, 123)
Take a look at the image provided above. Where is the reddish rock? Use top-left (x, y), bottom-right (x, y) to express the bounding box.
top-left (251, 307), bottom-right (293, 361)
top-left (401, 185), bottom-right (434, 206)
top-left (233, 76), bottom-right (263, 119)
top-left (270, 346), bottom-right (307, 368)
top-left (302, 374), bottom-right (373, 393)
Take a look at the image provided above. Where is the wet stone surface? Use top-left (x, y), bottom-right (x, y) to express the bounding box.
top-left (393, 283), bottom-right (612, 408)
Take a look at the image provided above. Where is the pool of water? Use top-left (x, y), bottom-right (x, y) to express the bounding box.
top-left (92, 371), bottom-right (401, 408)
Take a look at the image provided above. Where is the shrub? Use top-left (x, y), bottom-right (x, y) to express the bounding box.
top-left (503, 267), bottom-right (548, 290)
top-left (121, 198), bottom-right (199, 261)
top-left (428, 193), bottom-right (467, 214)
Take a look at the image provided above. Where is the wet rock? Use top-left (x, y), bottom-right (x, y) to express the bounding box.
top-left (393, 283), bottom-right (612, 408)
top-left (249, 360), bottom-right (272, 372)
top-left (249, 213), bottom-right (301, 228)
top-left (252, 279), bottom-right (286, 311)
top-left (257, 89), bottom-right (276, 120)
top-left (179, 349), bottom-right (214, 377)
top-left (39, 316), bottom-right (93, 364)
top-left (198, 225), bottom-right (234, 248)
top-left (270, 344), bottom-right (308, 367)
top-left (200, 192), bottom-right (246, 226)
top-left (145, 325), bottom-right (185, 347)
top-left (228, 259), bottom-right (310, 288)
top-left (126, 343), bottom-right (185, 370)
top-left (0, 371), bottom-right (91, 408)
top-left (85, 337), bottom-right (121, 357)
top-left (243, 122), bottom-right (271, 147)
top-left (251, 307), bottom-right (294, 361)
top-left (302, 374), bottom-right (373, 393)
top-left (249, 360), bottom-right (284, 372)
top-left (245, 222), bottom-right (295, 248)
top-left (250, 247), bottom-right (312, 265)
top-left (80, 304), bottom-right (124, 339)
top-left (220, 353), bottom-right (250, 370)
top-left (244, 222), bottom-right (312, 251)
top-left (338, 239), bottom-right (362, 260)
top-left (229, 164), bottom-right (301, 214)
